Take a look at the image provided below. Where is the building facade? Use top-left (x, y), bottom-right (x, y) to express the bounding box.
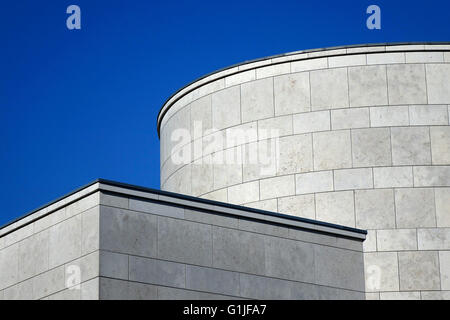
top-left (158, 43), bottom-right (450, 299)
top-left (0, 180), bottom-right (365, 299)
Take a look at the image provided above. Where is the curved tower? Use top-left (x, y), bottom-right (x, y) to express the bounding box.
top-left (158, 43), bottom-right (450, 300)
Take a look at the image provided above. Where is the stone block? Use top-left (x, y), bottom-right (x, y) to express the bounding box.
top-left (242, 139), bottom-right (276, 181)
top-left (373, 166), bottom-right (413, 188)
top-left (278, 194), bottom-right (315, 220)
top-left (213, 147), bottom-right (243, 189)
top-left (430, 126), bottom-right (450, 165)
top-left (274, 73), bottom-right (310, 116)
top-left (81, 277), bottom-right (99, 300)
top-left (227, 181), bottom-right (259, 205)
top-left (191, 155), bottom-right (213, 196)
top-left (391, 127), bottom-right (431, 165)
top-left (435, 188), bottom-right (450, 227)
top-left (352, 128), bottom-right (391, 167)
top-left (293, 110), bottom-right (330, 134)
top-left (225, 69), bottom-right (255, 87)
top-left (367, 52), bottom-right (404, 65)
top-left (212, 226), bottom-right (265, 275)
top-left (364, 252), bottom-right (399, 292)
top-left (409, 105), bottom-right (448, 126)
top-left (277, 134), bottom-right (313, 175)
top-left (32, 265), bottom-right (65, 299)
top-left (363, 230), bottom-right (377, 252)
top-left (241, 78), bottom-right (274, 122)
top-left (225, 121), bottom-right (258, 147)
top-left (355, 189), bottom-right (395, 229)
top-left (99, 251), bottom-right (128, 280)
top-left (329, 54), bottom-right (366, 68)
top-left (18, 229), bottom-right (49, 281)
top-left (129, 256), bottom-right (185, 288)
top-left (265, 236), bottom-right (315, 283)
top-left (258, 115), bottom-right (293, 139)
top-left (186, 265), bottom-right (240, 296)
top-left (128, 199), bottom-right (184, 218)
top-left (315, 245), bottom-right (364, 291)
top-left (3, 278), bottom-right (33, 300)
top-left (190, 95), bottom-right (212, 138)
top-left (66, 192), bottom-right (100, 217)
top-left (238, 219), bottom-right (288, 238)
top-left (395, 188), bottom-right (436, 228)
top-left (440, 251), bottom-right (450, 290)
top-left (405, 52), bottom-right (444, 63)
top-left (376, 229), bottom-right (417, 251)
top-left (48, 215), bottom-right (81, 269)
top-left (211, 86), bottom-right (241, 131)
top-left (387, 64), bottom-right (427, 105)
top-left (398, 251), bottom-right (440, 291)
top-left (65, 251), bottom-right (99, 286)
top-left (313, 130), bottom-right (352, 170)
top-left (256, 63), bottom-right (290, 79)
top-left (239, 274), bottom-right (292, 299)
top-left (417, 228), bottom-right (450, 250)
top-left (380, 291), bottom-right (420, 300)
top-left (291, 57), bottom-right (327, 72)
top-left (426, 64), bottom-right (450, 104)
top-left (334, 168), bottom-right (373, 191)
top-left (413, 166), bottom-right (450, 187)
top-left (81, 206), bottom-right (100, 255)
top-left (260, 175), bottom-right (295, 200)
top-left (369, 106), bottom-right (409, 127)
top-left (421, 291), bottom-right (450, 300)
top-left (157, 286), bottom-right (232, 300)
top-left (100, 206), bottom-right (158, 258)
top-left (184, 209), bottom-right (238, 229)
top-left (99, 192), bottom-right (128, 209)
top-left (331, 108), bottom-right (369, 130)
top-left (99, 277), bottom-right (158, 300)
top-left (296, 170), bottom-right (333, 195)
top-left (348, 65), bottom-right (388, 107)
top-left (158, 217), bottom-right (212, 266)
top-left (315, 191), bottom-right (355, 227)
top-left (310, 68), bottom-right (349, 110)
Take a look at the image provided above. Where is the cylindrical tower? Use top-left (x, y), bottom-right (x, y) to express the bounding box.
top-left (158, 43), bottom-right (450, 300)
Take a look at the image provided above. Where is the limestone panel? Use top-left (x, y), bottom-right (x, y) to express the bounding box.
top-left (395, 188), bottom-right (436, 228)
top-left (310, 68), bottom-right (349, 110)
top-left (387, 64), bottom-right (427, 105)
top-left (241, 78), bottom-right (274, 122)
top-left (398, 251), bottom-right (440, 291)
top-left (348, 65), bottom-right (388, 107)
top-left (352, 128), bottom-right (391, 167)
top-left (313, 130), bottom-right (352, 170)
top-left (274, 73), bottom-right (310, 116)
top-left (355, 189), bottom-right (396, 229)
top-left (391, 127), bottom-right (431, 165)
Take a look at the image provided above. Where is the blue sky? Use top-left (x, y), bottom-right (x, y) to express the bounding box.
top-left (0, 0), bottom-right (449, 226)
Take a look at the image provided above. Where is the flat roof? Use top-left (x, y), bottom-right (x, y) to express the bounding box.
top-left (0, 179), bottom-right (367, 240)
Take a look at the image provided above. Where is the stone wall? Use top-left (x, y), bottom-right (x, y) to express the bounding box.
top-left (0, 180), bottom-right (366, 299)
top-left (158, 43), bottom-right (450, 299)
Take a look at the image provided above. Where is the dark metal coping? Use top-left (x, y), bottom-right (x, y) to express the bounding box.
top-left (0, 178), bottom-right (367, 237)
top-left (156, 41), bottom-right (450, 137)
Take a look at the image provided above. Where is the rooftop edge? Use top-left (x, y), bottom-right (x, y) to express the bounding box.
top-left (156, 41), bottom-right (450, 137)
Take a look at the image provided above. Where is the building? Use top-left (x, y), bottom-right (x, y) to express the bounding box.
top-left (1, 42), bottom-right (449, 300)
top-left (158, 42), bottom-right (450, 300)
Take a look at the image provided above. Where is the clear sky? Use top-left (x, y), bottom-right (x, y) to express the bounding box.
top-left (0, 0), bottom-right (449, 226)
